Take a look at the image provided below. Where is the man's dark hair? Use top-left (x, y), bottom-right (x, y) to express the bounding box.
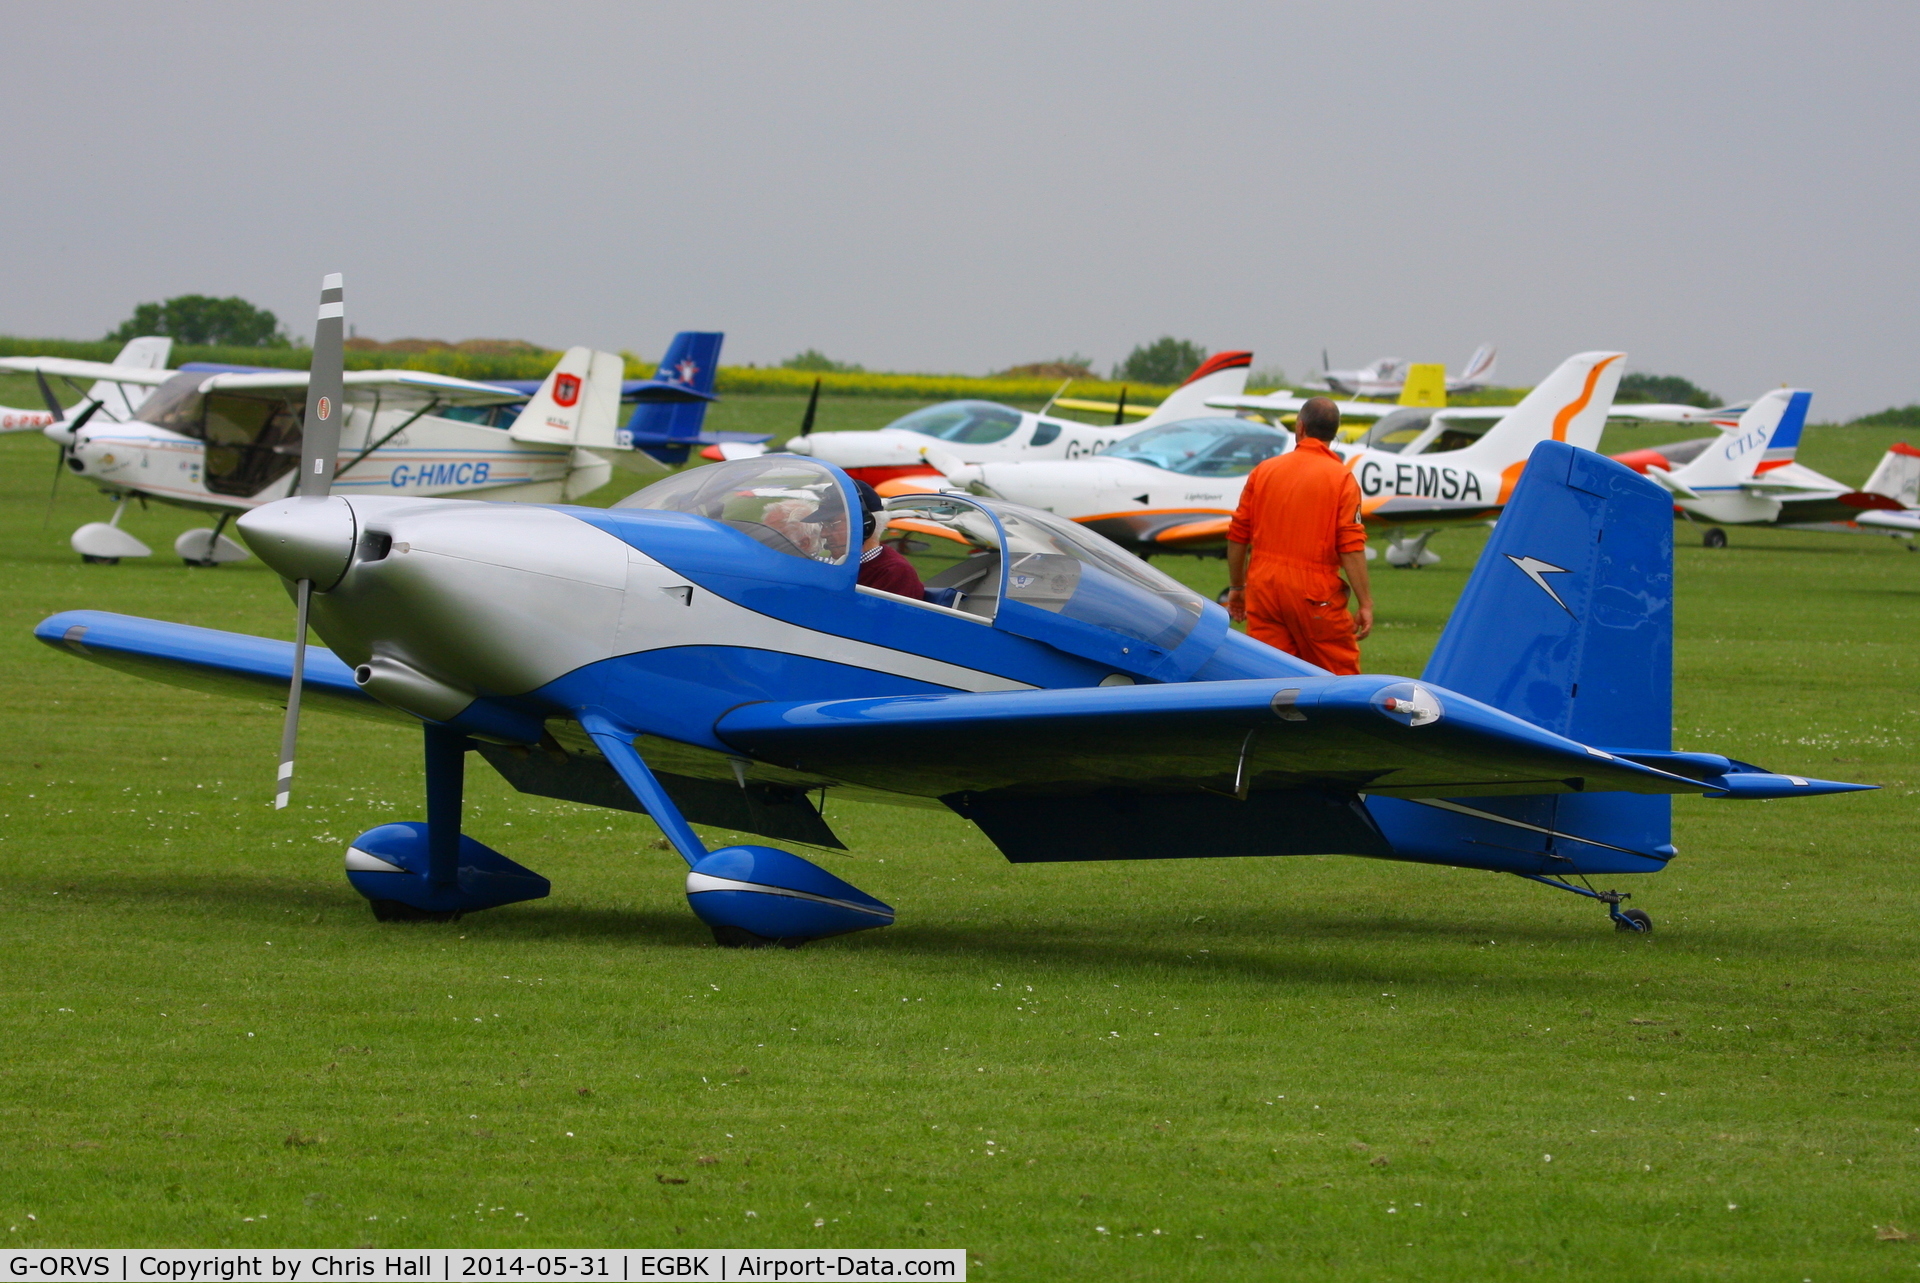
top-left (1297, 397), bottom-right (1341, 441)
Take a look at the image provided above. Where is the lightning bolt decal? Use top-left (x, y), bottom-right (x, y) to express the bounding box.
top-left (1506, 554), bottom-right (1575, 616)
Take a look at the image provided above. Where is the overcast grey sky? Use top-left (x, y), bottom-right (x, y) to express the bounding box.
top-left (4, 1), bottom-right (1915, 415)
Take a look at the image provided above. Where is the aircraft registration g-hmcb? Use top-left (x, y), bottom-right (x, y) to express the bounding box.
top-left (1, 328), bottom-right (741, 567)
top-left (920, 351), bottom-right (1630, 567)
top-left (34, 280), bottom-right (1866, 947)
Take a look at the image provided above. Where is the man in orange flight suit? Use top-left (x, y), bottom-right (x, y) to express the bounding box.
top-left (1224, 397), bottom-right (1373, 674)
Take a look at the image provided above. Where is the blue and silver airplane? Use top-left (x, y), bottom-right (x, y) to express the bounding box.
top-left (33, 279), bottom-right (1868, 946)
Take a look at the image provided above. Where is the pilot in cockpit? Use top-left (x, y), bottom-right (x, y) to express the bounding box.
top-left (852, 480), bottom-right (927, 599)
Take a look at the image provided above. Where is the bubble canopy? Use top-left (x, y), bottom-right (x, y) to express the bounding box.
top-left (1103, 416), bottom-right (1292, 476)
top-left (885, 492), bottom-right (1207, 654)
top-left (615, 456), bottom-right (853, 565)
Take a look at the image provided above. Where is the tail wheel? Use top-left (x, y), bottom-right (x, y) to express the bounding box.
top-left (1615, 908), bottom-right (1653, 934)
top-left (1703, 528), bottom-right (1728, 549)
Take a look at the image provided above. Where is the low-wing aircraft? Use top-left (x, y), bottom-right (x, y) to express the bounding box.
top-left (34, 279), bottom-right (1864, 945)
top-left (0, 336), bottom-right (172, 431)
top-left (1623, 389), bottom-right (1920, 547)
top-left (2, 330), bottom-right (722, 566)
top-left (1310, 343), bottom-right (1498, 397)
top-left (773, 352), bottom-right (1256, 484)
top-left (920, 351), bottom-right (1628, 567)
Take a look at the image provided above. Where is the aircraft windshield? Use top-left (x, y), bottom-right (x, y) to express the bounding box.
top-left (615, 456), bottom-right (852, 565)
top-left (884, 401), bottom-right (1024, 444)
top-left (134, 373), bottom-right (304, 496)
top-left (884, 494), bottom-right (1205, 653)
top-left (1354, 408), bottom-right (1434, 454)
top-left (1102, 417), bottom-right (1293, 476)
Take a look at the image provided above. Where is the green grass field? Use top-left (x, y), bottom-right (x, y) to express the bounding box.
top-left (1, 387), bottom-right (1917, 1279)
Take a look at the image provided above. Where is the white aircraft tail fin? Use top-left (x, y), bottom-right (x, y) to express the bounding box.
top-left (1668, 389), bottom-right (1809, 490)
top-left (507, 347), bottom-right (624, 448)
top-left (1862, 441), bottom-right (1920, 508)
top-left (90, 335), bottom-right (173, 421)
top-left (1133, 351), bottom-right (1252, 428)
top-left (1452, 343), bottom-right (1497, 387)
top-left (1452, 351), bottom-right (1624, 467)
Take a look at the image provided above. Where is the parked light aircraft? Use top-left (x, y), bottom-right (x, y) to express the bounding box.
top-left (33, 279), bottom-right (1864, 943)
top-left (0, 337), bottom-right (172, 431)
top-left (1624, 389), bottom-right (1920, 547)
top-left (919, 351), bottom-right (1627, 567)
top-left (2, 330), bottom-right (723, 566)
top-left (773, 352), bottom-right (1256, 484)
top-left (1311, 343), bottom-right (1498, 397)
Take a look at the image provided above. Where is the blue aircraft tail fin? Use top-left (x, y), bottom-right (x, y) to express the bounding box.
top-left (1372, 441), bottom-right (1679, 873)
top-left (1423, 439), bottom-right (1672, 749)
top-left (624, 331), bottom-right (725, 461)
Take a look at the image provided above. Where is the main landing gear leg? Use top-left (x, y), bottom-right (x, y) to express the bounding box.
top-left (578, 713), bottom-right (893, 949)
top-left (1517, 872), bottom-right (1652, 934)
top-left (347, 723), bottom-right (551, 922)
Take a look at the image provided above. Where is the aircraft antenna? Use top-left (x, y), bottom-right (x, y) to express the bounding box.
top-left (275, 272), bottom-right (347, 810)
top-left (1039, 378), bottom-right (1073, 416)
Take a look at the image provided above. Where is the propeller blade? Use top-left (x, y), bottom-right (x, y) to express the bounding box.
top-left (275, 579), bottom-right (313, 809)
top-left (1113, 387), bottom-right (1128, 426)
top-left (798, 377), bottom-right (821, 437)
top-left (34, 370), bottom-right (65, 422)
top-left (298, 273), bottom-right (347, 497)
top-left (276, 273), bottom-right (346, 807)
top-left (42, 401), bottom-right (102, 528)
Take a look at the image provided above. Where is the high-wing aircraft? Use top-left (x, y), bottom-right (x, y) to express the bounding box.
top-left (2, 331), bottom-right (723, 566)
top-left (33, 280), bottom-right (1864, 945)
top-left (0, 336), bottom-right (172, 431)
top-left (1311, 343), bottom-right (1498, 397)
top-left (918, 351), bottom-right (1627, 567)
top-left (1623, 388), bottom-right (1920, 547)
top-left (774, 352), bottom-right (1256, 484)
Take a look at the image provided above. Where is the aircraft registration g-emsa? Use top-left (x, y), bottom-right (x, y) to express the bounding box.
top-left (1, 328), bottom-right (741, 566)
top-left (34, 277), bottom-right (1866, 946)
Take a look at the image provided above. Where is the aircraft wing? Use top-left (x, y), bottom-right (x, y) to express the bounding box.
top-left (1204, 393), bottom-right (1397, 420)
top-left (0, 356), bottom-right (176, 386)
top-left (195, 368), bottom-right (528, 408)
top-left (34, 610), bottom-right (410, 725)
top-left (714, 675), bottom-right (1716, 802)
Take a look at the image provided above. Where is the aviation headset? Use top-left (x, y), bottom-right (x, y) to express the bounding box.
top-left (853, 478), bottom-right (886, 542)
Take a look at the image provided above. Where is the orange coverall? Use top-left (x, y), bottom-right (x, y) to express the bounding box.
top-left (1226, 434), bottom-right (1368, 674)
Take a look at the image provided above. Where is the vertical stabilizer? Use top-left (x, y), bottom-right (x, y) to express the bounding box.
top-left (1398, 363), bottom-right (1447, 407)
top-left (1861, 442), bottom-right (1920, 507)
top-left (1450, 343), bottom-right (1497, 388)
top-left (623, 331), bottom-right (725, 457)
top-left (508, 347), bottom-right (624, 447)
top-left (1133, 351), bottom-right (1253, 428)
top-left (1386, 440), bottom-right (1677, 869)
top-left (90, 336), bottom-right (174, 421)
top-left (1451, 351), bottom-right (1624, 471)
top-left (1424, 440), bottom-right (1671, 747)
top-left (1664, 389), bottom-right (1808, 490)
